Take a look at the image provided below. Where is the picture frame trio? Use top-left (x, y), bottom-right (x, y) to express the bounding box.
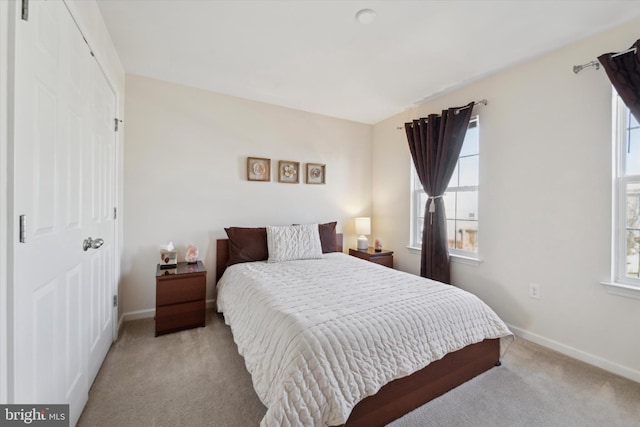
top-left (247, 157), bottom-right (326, 184)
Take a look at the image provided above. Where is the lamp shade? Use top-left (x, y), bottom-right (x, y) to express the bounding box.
top-left (355, 217), bottom-right (371, 235)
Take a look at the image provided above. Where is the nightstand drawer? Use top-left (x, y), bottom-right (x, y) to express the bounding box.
top-left (156, 275), bottom-right (205, 306)
top-left (370, 255), bottom-right (393, 268)
top-left (156, 300), bottom-right (205, 334)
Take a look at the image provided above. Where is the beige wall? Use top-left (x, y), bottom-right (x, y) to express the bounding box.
top-left (373, 18), bottom-right (640, 381)
top-left (122, 75), bottom-right (372, 317)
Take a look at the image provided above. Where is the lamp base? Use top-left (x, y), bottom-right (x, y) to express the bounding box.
top-left (357, 236), bottom-right (368, 250)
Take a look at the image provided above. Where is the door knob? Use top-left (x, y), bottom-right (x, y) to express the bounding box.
top-left (83, 237), bottom-right (104, 251)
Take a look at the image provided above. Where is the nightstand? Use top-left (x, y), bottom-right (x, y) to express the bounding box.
top-left (155, 261), bottom-right (206, 336)
top-left (349, 247), bottom-right (394, 268)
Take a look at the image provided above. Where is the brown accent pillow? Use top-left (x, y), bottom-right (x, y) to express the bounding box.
top-left (224, 227), bottom-right (268, 266)
top-left (318, 222), bottom-right (337, 253)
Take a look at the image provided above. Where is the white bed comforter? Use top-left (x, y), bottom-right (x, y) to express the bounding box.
top-left (217, 253), bottom-right (513, 427)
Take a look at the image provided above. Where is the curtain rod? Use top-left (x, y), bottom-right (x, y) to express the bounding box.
top-left (396, 99), bottom-right (487, 130)
top-left (573, 47), bottom-right (637, 74)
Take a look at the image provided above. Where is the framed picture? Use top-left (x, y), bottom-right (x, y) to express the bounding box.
top-left (306, 163), bottom-right (326, 184)
top-left (278, 160), bottom-right (300, 183)
top-left (247, 157), bottom-right (270, 181)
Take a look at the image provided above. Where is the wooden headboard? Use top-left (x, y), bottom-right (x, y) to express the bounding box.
top-left (216, 233), bottom-right (343, 282)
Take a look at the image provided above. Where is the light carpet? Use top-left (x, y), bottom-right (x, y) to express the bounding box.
top-left (78, 311), bottom-right (640, 426)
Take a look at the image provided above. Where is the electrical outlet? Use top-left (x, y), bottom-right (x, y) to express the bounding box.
top-left (528, 283), bottom-right (540, 299)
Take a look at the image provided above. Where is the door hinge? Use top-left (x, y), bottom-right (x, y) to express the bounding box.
top-left (19, 215), bottom-right (26, 243)
top-left (113, 207), bottom-right (117, 220)
top-left (21, 0), bottom-right (29, 21)
top-left (113, 295), bottom-right (118, 307)
top-left (114, 118), bottom-right (122, 132)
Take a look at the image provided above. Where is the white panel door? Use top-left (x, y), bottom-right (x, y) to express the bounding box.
top-left (85, 58), bottom-right (116, 385)
top-left (12, 1), bottom-right (116, 424)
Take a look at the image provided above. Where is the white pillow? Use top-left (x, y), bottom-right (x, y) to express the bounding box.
top-left (266, 224), bottom-right (323, 263)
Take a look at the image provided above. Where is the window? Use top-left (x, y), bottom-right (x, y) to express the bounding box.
top-left (614, 96), bottom-right (640, 287)
top-left (411, 117), bottom-right (479, 258)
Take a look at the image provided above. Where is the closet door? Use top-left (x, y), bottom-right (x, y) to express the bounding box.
top-left (12, 1), bottom-right (116, 424)
top-left (85, 52), bottom-right (117, 387)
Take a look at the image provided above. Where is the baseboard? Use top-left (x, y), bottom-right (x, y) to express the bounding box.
top-left (122, 308), bottom-right (155, 322)
top-left (507, 323), bottom-right (640, 383)
top-left (121, 299), bottom-right (217, 323)
top-left (117, 314), bottom-right (125, 335)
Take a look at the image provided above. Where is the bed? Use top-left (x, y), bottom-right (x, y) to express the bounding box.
top-left (216, 224), bottom-right (513, 427)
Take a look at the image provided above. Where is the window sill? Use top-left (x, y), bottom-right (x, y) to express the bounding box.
top-left (450, 253), bottom-right (482, 266)
top-left (600, 282), bottom-right (640, 300)
top-left (406, 246), bottom-right (482, 266)
top-left (406, 246), bottom-right (421, 255)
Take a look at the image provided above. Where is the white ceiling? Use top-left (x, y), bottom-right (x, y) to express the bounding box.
top-left (96, 0), bottom-right (640, 124)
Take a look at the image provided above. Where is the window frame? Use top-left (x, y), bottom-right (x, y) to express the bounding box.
top-left (613, 95), bottom-right (640, 288)
top-left (410, 116), bottom-right (480, 260)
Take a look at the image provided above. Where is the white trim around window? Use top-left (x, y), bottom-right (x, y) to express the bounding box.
top-left (406, 245), bottom-right (482, 266)
top-left (605, 93), bottom-right (640, 299)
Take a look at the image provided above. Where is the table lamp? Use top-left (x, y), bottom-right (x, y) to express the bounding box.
top-left (355, 217), bottom-right (371, 250)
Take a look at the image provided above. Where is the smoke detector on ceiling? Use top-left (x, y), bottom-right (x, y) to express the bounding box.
top-left (355, 9), bottom-right (377, 24)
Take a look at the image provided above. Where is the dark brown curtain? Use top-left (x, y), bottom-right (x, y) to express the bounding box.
top-left (405, 102), bottom-right (473, 284)
top-left (598, 39), bottom-right (640, 123)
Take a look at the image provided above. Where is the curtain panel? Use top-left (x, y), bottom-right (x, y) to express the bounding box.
top-left (598, 39), bottom-right (640, 123)
top-left (405, 102), bottom-right (473, 284)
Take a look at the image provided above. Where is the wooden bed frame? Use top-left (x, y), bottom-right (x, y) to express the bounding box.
top-left (215, 234), bottom-right (501, 427)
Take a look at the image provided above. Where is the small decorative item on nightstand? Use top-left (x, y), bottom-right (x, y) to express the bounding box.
top-left (160, 242), bottom-right (177, 269)
top-left (355, 217), bottom-right (371, 250)
top-left (374, 238), bottom-right (382, 252)
top-left (185, 244), bottom-right (199, 264)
